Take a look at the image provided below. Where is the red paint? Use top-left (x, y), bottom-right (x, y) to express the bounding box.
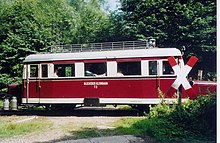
top-left (116, 58), bottom-right (141, 62)
top-left (23, 78), bottom-right (175, 99)
top-left (8, 84), bottom-right (19, 95)
top-left (186, 56), bottom-right (198, 67)
top-left (84, 59), bottom-right (107, 63)
top-left (185, 88), bottom-right (196, 98)
top-left (52, 58), bottom-right (143, 64)
top-left (166, 86), bottom-right (177, 98)
top-left (53, 61), bottom-right (75, 64)
top-left (168, 56), bottom-right (177, 67)
top-left (193, 81), bottom-right (216, 98)
top-left (42, 57), bottom-right (183, 65)
top-left (22, 78), bottom-right (217, 104)
top-left (181, 81), bottom-right (216, 99)
top-left (141, 56), bottom-right (182, 61)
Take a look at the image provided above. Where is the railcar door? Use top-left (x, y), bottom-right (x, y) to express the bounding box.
top-left (148, 60), bottom-right (161, 97)
top-left (23, 64), bottom-right (28, 104)
top-left (27, 64), bottom-right (40, 104)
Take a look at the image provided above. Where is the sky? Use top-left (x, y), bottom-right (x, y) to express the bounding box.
top-left (106, 0), bottom-right (120, 11)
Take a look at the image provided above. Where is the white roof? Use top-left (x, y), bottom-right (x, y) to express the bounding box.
top-left (24, 48), bottom-right (182, 63)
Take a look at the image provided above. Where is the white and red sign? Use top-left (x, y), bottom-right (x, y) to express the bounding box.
top-left (167, 56), bottom-right (198, 97)
top-left (84, 82), bottom-right (108, 88)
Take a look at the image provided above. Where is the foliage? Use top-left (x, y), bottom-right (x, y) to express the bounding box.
top-left (0, 0), bottom-right (78, 77)
top-left (0, 0), bottom-right (109, 85)
top-left (143, 94), bottom-right (216, 142)
top-left (56, 95), bottom-right (216, 142)
top-left (0, 74), bottom-right (21, 86)
top-left (0, 100), bottom-right (3, 108)
top-left (108, 94), bottom-right (216, 142)
top-left (97, 11), bottom-right (139, 42)
top-left (119, 0), bottom-right (216, 77)
top-left (113, 117), bottom-right (145, 135)
top-left (0, 74), bottom-right (22, 92)
top-left (0, 0), bottom-right (216, 86)
top-left (68, 0), bottom-right (110, 43)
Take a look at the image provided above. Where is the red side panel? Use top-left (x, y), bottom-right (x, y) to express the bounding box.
top-left (25, 77), bottom-right (176, 100)
top-left (193, 81), bottom-right (216, 95)
top-left (182, 81), bottom-right (217, 99)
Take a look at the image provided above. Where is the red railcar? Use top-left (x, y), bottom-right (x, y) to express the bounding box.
top-left (11, 40), bottom-right (216, 109)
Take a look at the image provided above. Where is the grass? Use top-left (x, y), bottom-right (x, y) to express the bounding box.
top-left (0, 95), bottom-right (215, 142)
top-left (62, 122), bottom-right (100, 139)
top-left (114, 95), bottom-right (216, 142)
top-left (62, 94), bottom-right (216, 142)
top-left (62, 121), bottom-right (105, 139)
top-left (65, 111), bottom-right (215, 142)
top-left (112, 117), bottom-right (145, 135)
top-left (61, 117), bottom-right (145, 140)
top-left (116, 105), bottom-right (133, 110)
top-left (0, 100), bottom-right (3, 109)
top-left (0, 121), bottom-right (51, 138)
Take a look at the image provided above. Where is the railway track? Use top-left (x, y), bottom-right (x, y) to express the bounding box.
top-left (0, 107), bottom-right (144, 116)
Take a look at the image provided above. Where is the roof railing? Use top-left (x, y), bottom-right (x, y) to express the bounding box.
top-left (49, 39), bottom-right (156, 53)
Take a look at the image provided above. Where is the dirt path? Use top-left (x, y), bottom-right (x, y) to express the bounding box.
top-left (0, 116), bottom-right (132, 143)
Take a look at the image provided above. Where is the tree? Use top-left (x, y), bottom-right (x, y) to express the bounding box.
top-left (0, 0), bottom-right (79, 77)
top-left (119, 0), bottom-right (216, 78)
top-left (68, 0), bottom-right (110, 43)
top-left (0, 0), bottom-right (110, 79)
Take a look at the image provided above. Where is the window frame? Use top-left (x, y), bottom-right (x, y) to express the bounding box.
top-left (162, 60), bottom-right (175, 76)
top-left (116, 60), bottom-right (142, 76)
top-left (84, 62), bottom-right (107, 77)
top-left (53, 63), bottom-right (75, 78)
top-left (41, 64), bottom-right (48, 78)
top-left (148, 60), bottom-right (158, 76)
top-left (29, 64), bottom-right (40, 79)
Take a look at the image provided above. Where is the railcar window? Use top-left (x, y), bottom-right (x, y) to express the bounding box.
top-left (117, 61), bottom-right (141, 75)
top-left (163, 61), bottom-right (174, 75)
top-left (54, 64), bottom-right (75, 77)
top-left (42, 65), bottom-right (48, 77)
top-left (30, 65), bottom-right (38, 77)
top-left (85, 62), bottom-right (107, 76)
top-left (149, 61), bottom-right (157, 75)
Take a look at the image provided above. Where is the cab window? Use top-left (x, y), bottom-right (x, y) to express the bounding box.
top-left (54, 64), bottom-right (75, 77)
top-left (117, 61), bottom-right (141, 76)
top-left (163, 61), bottom-right (174, 75)
top-left (149, 61), bottom-right (157, 75)
top-left (85, 62), bottom-right (107, 76)
top-left (30, 65), bottom-right (38, 77)
top-left (42, 65), bottom-right (48, 77)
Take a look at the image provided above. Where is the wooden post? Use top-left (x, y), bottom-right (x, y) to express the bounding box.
top-left (178, 58), bottom-right (182, 105)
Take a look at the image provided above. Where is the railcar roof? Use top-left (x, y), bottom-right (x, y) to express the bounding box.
top-left (23, 48), bottom-right (182, 63)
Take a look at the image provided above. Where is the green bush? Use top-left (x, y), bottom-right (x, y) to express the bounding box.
top-left (0, 74), bottom-right (22, 92)
top-left (144, 94), bottom-right (216, 142)
top-left (71, 94), bottom-right (216, 142)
